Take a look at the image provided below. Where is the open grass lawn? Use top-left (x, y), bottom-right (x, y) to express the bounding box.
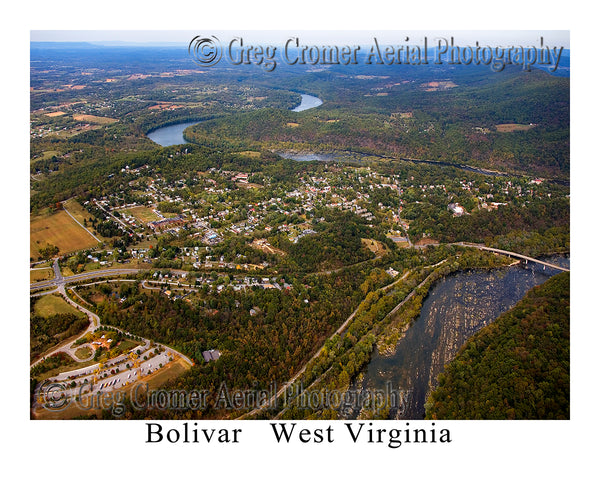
top-left (33, 359), bottom-right (97, 384)
top-left (62, 199), bottom-right (98, 229)
top-left (34, 294), bottom-right (86, 319)
top-left (30, 209), bottom-right (100, 259)
top-left (361, 238), bottom-right (389, 256)
top-left (238, 150), bottom-right (261, 158)
top-left (30, 268), bottom-right (54, 283)
top-left (122, 205), bottom-right (160, 223)
top-left (32, 150), bottom-right (61, 163)
top-left (75, 346), bottom-right (93, 360)
top-left (143, 356), bottom-right (191, 390)
top-left (111, 338), bottom-right (144, 356)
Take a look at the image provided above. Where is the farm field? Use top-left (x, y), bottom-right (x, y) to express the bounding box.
top-left (62, 199), bottom-right (94, 224)
top-left (72, 114), bottom-right (118, 124)
top-left (62, 199), bottom-right (111, 242)
top-left (30, 209), bottom-right (100, 259)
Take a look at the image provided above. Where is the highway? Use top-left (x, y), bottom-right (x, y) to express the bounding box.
top-left (31, 263), bottom-right (195, 414)
top-left (412, 242), bottom-right (569, 272)
top-left (30, 265), bottom-right (144, 291)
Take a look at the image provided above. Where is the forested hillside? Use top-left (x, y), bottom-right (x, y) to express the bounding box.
top-left (425, 272), bottom-right (569, 419)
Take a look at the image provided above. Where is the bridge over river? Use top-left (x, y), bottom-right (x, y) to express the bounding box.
top-left (454, 243), bottom-right (570, 272)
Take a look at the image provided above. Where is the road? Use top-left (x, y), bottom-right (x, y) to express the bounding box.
top-left (238, 296), bottom-right (376, 418)
top-left (34, 343), bottom-right (194, 412)
top-left (270, 266), bottom-right (444, 419)
top-left (31, 283), bottom-right (100, 367)
top-left (32, 275), bottom-right (195, 413)
top-left (30, 241), bottom-right (567, 415)
top-left (31, 263), bottom-right (194, 372)
top-left (30, 266), bottom-right (144, 291)
top-left (53, 258), bottom-right (63, 282)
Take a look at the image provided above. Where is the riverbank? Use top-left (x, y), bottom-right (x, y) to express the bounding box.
top-left (263, 250), bottom-right (568, 420)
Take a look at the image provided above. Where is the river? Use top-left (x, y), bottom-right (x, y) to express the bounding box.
top-left (345, 255), bottom-right (570, 420)
top-left (146, 93), bottom-right (323, 147)
top-left (146, 121), bottom-right (200, 147)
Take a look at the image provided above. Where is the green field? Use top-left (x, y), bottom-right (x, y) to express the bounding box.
top-left (30, 268), bottom-right (54, 283)
top-left (32, 357), bottom-right (96, 384)
top-left (144, 357), bottom-right (191, 390)
top-left (72, 114), bottom-right (118, 125)
top-left (121, 205), bottom-right (160, 223)
top-left (34, 294), bottom-right (86, 319)
top-left (111, 338), bottom-right (144, 356)
top-left (33, 150), bottom-right (61, 162)
top-left (74, 346), bottom-right (93, 360)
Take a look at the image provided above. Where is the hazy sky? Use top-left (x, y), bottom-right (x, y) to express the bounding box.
top-left (30, 30), bottom-right (570, 48)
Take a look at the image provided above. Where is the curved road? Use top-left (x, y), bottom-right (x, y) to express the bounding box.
top-left (31, 283), bottom-right (101, 367)
top-left (31, 260), bottom-right (194, 370)
top-left (237, 246), bottom-right (565, 419)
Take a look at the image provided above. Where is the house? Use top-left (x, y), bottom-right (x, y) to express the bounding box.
top-left (202, 349), bottom-right (221, 362)
top-left (233, 173), bottom-right (249, 183)
top-left (386, 267), bottom-right (399, 277)
top-left (448, 203), bottom-right (465, 216)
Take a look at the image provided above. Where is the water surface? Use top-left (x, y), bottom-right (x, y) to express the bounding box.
top-left (292, 94), bottom-right (323, 112)
top-left (146, 121), bottom-right (199, 147)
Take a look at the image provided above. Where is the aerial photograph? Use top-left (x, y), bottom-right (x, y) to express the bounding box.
top-left (29, 29), bottom-right (570, 423)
